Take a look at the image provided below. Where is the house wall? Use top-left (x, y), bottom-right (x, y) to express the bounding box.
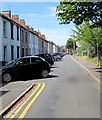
top-left (34, 35), bottom-right (39, 54)
top-left (38, 37), bottom-right (43, 54)
top-left (21, 28), bottom-right (29, 57)
top-left (48, 42), bottom-right (53, 53)
top-left (29, 32), bottom-right (35, 55)
top-left (53, 45), bottom-right (56, 53)
top-left (43, 40), bottom-right (48, 53)
top-left (0, 15), bottom-right (3, 63)
top-left (1, 16), bottom-right (20, 63)
top-left (0, 12), bottom-right (60, 64)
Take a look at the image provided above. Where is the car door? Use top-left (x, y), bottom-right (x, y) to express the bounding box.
top-left (13, 58), bottom-right (31, 78)
top-left (31, 58), bottom-right (43, 76)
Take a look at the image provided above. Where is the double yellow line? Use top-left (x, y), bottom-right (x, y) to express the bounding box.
top-left (8, 82), bottom-right (45, 120)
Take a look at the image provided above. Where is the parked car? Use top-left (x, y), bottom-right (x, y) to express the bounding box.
top-left (59, 52), bottom-right (65, 57)
top-left (34, 53), bottom-right (54, 67)
top-left (51, 53), bottom-right (62, 61)
top-left (0, 56), bottom-right (51, 83)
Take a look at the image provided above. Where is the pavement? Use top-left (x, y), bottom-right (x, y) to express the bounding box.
top-left (0, 55), bottom-right (101, 118)
top-left (0, 81), bottom-right (36, 118)
top-left (71, 55), bottom-right (101, 91)
top-left (71, 55), bottom-right (101, 82)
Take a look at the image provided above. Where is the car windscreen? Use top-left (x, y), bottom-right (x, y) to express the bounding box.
top-left (5, 59), bottom-right (17, 66)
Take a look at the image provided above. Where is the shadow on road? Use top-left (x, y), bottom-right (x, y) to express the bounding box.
top-left (16, 74), bottom-right (58, 81)
top-left (94, 67), bottom-right (102, 73)
top-left (0, 91), bottom-right (9, 97)
top-left (47, 74), bottom-right (58, 78)
top-left (51, 66), bottom-right (58, 68)
top-left (96, 70), bottom-right (102, 72)
top-left (0, 74), bottom-right (59, 87)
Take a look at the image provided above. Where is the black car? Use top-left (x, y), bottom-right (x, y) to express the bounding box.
top-left (34, 53), bottom-right (54, 67)
top-left (0, 56), bottom-right (50, 83)
top-left (50, 53), bottom-right (62, 61)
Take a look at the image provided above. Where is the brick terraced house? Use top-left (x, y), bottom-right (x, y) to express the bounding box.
top-left (0, 10), bottom-right (61, 65)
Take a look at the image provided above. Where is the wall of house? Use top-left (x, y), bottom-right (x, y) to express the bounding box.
top-left (48, 42), bottom-right (53, 53)
top-left (2, 17), bottom-right (20, 63)
top-left (0, 15), bottom-right (3, 63)
top-left (0, 12), bottom-right (61, 64)
top-left (29, 32), bottom-right (35, 55)
top-left (53, 45), bottom-right (56, 53)
top-left (34, 35), bottom-right (39, 54)
top-left (38, 37), bottom-right (43, 54)
top-left (43, 40), bottom-right (48, 53)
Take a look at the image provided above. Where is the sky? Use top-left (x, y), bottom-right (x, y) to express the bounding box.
top-left (1, 2), bottom-right (76, 46)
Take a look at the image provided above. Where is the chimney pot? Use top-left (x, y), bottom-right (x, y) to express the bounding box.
top-left (12, 15), bottom-right (19, 22)
top-left (42, 34), bottom-right (46, 39)
top-left (20, 19), bottom-right (25, 26)
top-left (2, 10), bottom-right (11, 18)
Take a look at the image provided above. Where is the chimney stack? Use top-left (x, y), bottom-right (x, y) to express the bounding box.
top-left (41, 34), bottom-right (46, 39)
top-left (12, 15), bottom-right (19, 22)
top-left (30, 27), bottom-right (34, 31)
top-left (36, 32), bottom-right (41, 37)
top-left (20, 19), bottom-right (25, 26)
top-left (2, 10), bottom-right (11, 18)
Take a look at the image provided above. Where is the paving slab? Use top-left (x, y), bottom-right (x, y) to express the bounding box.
top-left (0, 80), bottom-right (35, 116)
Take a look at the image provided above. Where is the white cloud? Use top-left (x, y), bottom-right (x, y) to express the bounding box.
top-left (48, 7), bottom-right (56, 12)
top-left (49, 13), bottom-right (56, 16)
top-left (27, 13), bottom-right (35, 16)
top-left (48, 7), bottom-right (56, 16)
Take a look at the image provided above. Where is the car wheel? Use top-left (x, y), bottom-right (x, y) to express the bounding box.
top-left (41, 70), bottom-right (49, 78)
top-left (3, 73), bottom-right (12, 83)
top-left (56, 58), bottom-right (60, 61)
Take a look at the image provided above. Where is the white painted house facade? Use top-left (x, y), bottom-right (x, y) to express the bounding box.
top-left (0, 10), bottom-right (61, 65)
top-left (0, 13), bottom-right (21, 64)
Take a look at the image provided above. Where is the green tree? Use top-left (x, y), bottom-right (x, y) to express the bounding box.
top-left (62, 49), bottom-right (66, 52)
top-left (72, 22), bottom-right (102, 57)
top-left (66, 38), bottom-right (77, 53)
top-left (56, 1), bottom-right (102, 27)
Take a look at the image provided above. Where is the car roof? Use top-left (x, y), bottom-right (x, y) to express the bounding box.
top-left (20, 56), bottom-right (39, 59)
top-left (35, 53), bottom-right (50, 55)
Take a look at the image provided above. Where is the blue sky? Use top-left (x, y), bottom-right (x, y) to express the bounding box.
top-left (1, 2), bottom-right (75, 46)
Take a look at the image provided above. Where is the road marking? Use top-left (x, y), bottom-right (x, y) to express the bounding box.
top-left (8, 83), bottom-right (41, 120)
top-left (17, 82), bottom-right (45, 119)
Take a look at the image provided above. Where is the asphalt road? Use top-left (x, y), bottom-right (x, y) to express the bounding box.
top-left (4, 55), bottom-right (100, 118)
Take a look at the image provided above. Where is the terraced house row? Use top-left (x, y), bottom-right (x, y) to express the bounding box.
top-left (0, 10), bottom-right (61, 64)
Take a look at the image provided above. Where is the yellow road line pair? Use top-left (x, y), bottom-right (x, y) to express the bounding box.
top-left (8, 82), bottom-right (45, 120)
